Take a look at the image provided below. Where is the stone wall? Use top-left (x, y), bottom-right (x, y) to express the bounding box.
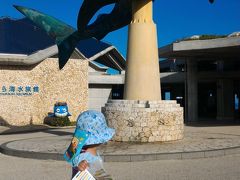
top-left (102, 100), bottom-right (184, 142)
top-left (0, 58), bottom-right (88, 126)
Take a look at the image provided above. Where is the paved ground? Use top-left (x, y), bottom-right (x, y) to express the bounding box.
top-left (1, 152), bottom-right (240, 180)
top-left (1, 125), bottom-right (240, 161)
top-left (0, 124), bottom-right (240, 179)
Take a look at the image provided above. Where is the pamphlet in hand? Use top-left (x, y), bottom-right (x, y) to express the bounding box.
top-left (63, 129), bottom-right (89, 164)
top-left (72, 170), bottom-right (96, 180)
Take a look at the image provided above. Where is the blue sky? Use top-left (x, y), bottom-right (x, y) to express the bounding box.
top-left (1, 0), bottom-right (240, 58)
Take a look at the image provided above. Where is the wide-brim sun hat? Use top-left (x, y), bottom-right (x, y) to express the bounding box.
top-left (76, 110), bottom-right (115, 145)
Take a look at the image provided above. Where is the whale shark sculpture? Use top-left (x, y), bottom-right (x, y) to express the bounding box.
top-left (14, 1), bottom-right (132, 69)
top-left (14, 0), bottom-right (215, 69)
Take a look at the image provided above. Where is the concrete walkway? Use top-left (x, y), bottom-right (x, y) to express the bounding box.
top-left (0, 124), bottom-right (240, 162)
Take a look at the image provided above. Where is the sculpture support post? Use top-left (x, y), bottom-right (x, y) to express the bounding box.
top-left (103, 0), bottom-right (184, 143)
top-left (124, 0), bottom-right (161, 100)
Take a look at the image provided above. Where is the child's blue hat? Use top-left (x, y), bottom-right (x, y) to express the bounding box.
top-left (76, 110), bottom-right (115, 145)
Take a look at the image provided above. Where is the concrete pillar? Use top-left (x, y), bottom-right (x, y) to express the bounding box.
top-left (187, 59), bottom-right (198, 122)
top-left (217, 79), bottom-right (234, 120)
top-left (123, 0), bottom-right (161, 100)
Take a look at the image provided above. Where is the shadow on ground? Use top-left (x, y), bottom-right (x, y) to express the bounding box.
top-left (0, 116), bottom-right (74, 135)
top-left (186, 119), bottom-right (240, 127)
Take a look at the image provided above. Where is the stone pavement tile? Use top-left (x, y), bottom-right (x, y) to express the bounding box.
top-left (224, 147), bottom-right (240, 155)
top-left (130, 154), bottom-right (156, 161)
top-left (204, 150), bottom-right (225, 158)
top-left (104, 155), bottom-right (131, 162)
top-left (181, 152), bottom-right (205, 159)
top-left (156, 153), bottom-right (181, 160)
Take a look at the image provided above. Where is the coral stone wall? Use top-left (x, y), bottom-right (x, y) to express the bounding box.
top-left (102, 100), bottom-right (184, 142)
top-left (0, 58), bottom-right (88, 126)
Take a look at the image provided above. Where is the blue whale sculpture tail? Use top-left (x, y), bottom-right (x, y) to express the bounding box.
top-left (14, 5), bottom-right (80, 69)
top-left (56, 31), bottom-right (81, 69)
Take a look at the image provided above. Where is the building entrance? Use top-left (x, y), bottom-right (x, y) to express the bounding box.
top-left (198, 82), bottom-right (217, 119)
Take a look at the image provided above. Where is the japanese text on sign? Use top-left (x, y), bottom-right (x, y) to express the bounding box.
top-left (0, 85), bottom-right (40, 96)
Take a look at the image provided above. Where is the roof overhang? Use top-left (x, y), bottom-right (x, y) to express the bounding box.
top-left (159, 36), bottom-right (240, 59)
top-left (0, 45), bottom-right (126, 71)
top-left (160, 72), bottom-right (185, 83)
top-left (0, 45), bottom-right (84, 66)
top-left (87, 46), bottom-right (126, 71)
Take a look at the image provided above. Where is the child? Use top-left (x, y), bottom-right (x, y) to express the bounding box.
top-left (67, 110), bottom-right (115, 179)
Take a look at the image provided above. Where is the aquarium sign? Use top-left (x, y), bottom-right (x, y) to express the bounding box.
top-left (0, 85), bottom-right (40, 96)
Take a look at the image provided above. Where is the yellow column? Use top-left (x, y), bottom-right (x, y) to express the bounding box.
top-left (124, 0), bottom-right (161, 100)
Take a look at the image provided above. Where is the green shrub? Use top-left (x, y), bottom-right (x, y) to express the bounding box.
top-left (70, 121), bottom-right (77, 126)
top-left (44, 116), bottom-right (71, 127)
top-left (176, 34), bottom-right (228, 42)
top-left (198, 34), bottom-right (227, 40)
